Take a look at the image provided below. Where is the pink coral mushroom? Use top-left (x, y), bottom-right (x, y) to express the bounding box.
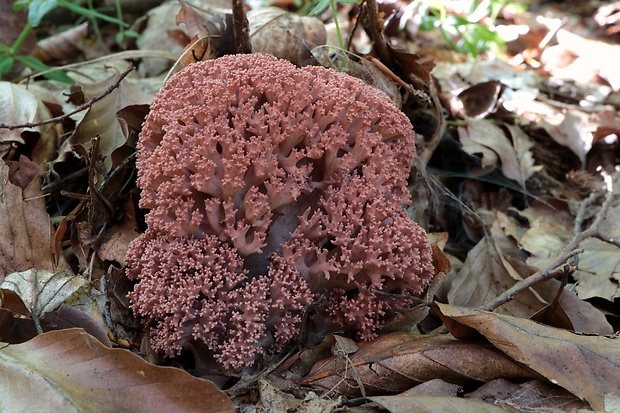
top-left (126, 53), bottom-right (434, 369)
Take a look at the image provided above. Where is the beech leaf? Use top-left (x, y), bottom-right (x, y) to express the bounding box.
top-left (300, 332), bottom-right (538, 397)
top-left (0, 329), bottom-right (235, 413)
top-left (436, 303), bottom-right (620, 412)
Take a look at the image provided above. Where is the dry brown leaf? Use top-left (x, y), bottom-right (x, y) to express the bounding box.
top-left (33, 22), bottom-right (88, 63)
top-left (249, 7), bottom-right (326, 65)
top-left (258, 380), bottom-right (340, 413)
top-left (175, 1), bottom-right (234, 67)
top-left (70, 68), bottom-right (152, 176)
top-left (300, 332), bottom-right (539, 397)
top-left (446, 220), bottom-right (544, 317)
top-left (0, 269), bottom-right (86, 321)
top-left (0, 82), bottom-right (57, 162)
top-left (371, 391), bottom-right (507, 413)
top-left (531, 279), bottom-right (614, 335)
top-left (0, 329), bottom-right (235, 413)
top-left (519, 201), bottom-right (620, 301)
top-left (0, 160), bottom-right (69, 282)
top-left (457, 120), bottom-right (498, 175)
top-left (137, 2), bottom-right (186, 76)
top-left (538, 109), bottom-right (591, 165)
top-left (468, 379), bottom-right (594, 412)
top-left (98, 199), bottom-right (140, 267)
top-left (459, 119), bottom-right (530, 187)
top-left (437, 303), bottom-right (620, 412)
top-left (504, 124), bottom-right (543, 185)
top-left (455, 80), bottom-right (503, 118)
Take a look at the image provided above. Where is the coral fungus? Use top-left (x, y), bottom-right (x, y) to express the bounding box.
top-left (127, 53), bottom-right (434, 369)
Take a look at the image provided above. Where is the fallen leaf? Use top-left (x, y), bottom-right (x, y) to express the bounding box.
top-left (249, 7), bottom-right (327, 64)
top-left (0, 160), bottom-right (69, 281)
top-left (436, 303), bottom-right (620, 412)
top-left (300, 332), bottom-right (539, 397)
top-left (0, 329), bottom-right (235, 413)
top-left (459, 119), bottom-right (531, 187)
top-left (258, 380), bottom-right (340, 413)
top-left (69, 67), bottom-right (153, 176)
top-left (538, 109), bottom-right (592, 164)
top-left (468, 379), bottom-right (593, 412)
top-left (0, 82), bottom-right (57, 161)
top-left (0, 269), bottom-right (86, 320)
top-left (504, 124), bottom-right (543, 185)
top-left (520, 201), bottom-right (620, 301)
top-left (371, 392), bottom-right (506, 413)
top-left (446, 225), bottom-right (543, 317)
top-left (33, 22), bottom-right (88, 63)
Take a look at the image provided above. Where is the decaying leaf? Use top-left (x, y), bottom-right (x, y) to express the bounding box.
top-left (437, 303), bottom-right (620, 412)
top-left (538, 109), bottom-right (592, 165)
top-left (67, 67), bottom-right (153, 176)
top-left (249, 7), bottom-right (326, 64)
top-left (371, 385), bottom-right (507, 413)
top-left (0, 160), bottom-right (69, 282)
top-left (300, 332), bottom-right (539, 397)
top-left (0, 269), bottom-right (86, 321)
top-left (0, 82), bottom-right (57, 162)
top-left (446, 219), bottom-right (544, 317)
top-left (0, 329), bottom-right (235, 413)
top-left (519, 200), bottom-right (620, 301)
top-left (468, 379), bottom-right (593, 412)
top-left (258, 380), bottom-right (340, 413)
top-left (175, 1), bottom-right (235, 67)
top-left (458, 119), bottom-right (535, 188)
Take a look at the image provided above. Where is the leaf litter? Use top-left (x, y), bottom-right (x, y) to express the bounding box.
top-left (0, 0), bottom-right (619, 411)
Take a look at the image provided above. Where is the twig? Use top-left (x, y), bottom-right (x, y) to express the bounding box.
top-left (481, 174), bottom-right (617, 312)
top-left (363, 0), bottom-right (393, 67)
top-left (231, 0), bottom-right (251, 54)
top-left (0, 64), bottom-right (135, 131)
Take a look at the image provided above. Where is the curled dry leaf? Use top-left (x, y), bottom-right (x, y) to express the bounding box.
top-left (0, 329), bottom-right (235, 413)
top-left (0, 82), bottom-right (57, 162)
top-left (248, 7), bottom-right (326, 64)
top-left (437, 303), bottom-right (620, 412)
top-left (300, 332), bottom-right (539, 397)
top-left (66, 67), bottom-right (153, 176)
top-left (0, 269), bottom-right (86, 322)
top-left (458, 119), bottom-right (537, 188)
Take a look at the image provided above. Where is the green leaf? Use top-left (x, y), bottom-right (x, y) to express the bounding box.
top-left (309, 0), bottom-right (330, 16)
top-left (58, 0), bottom-right (128, 26)
top-left (25, 0), bottom-right (59, 27)
top-left (12, 0), bottom-right (28, 12)
top-left (419, 15), bottom-right (438, 32)
top-left (15, 55), bottom-right (74, 83)
top-left (15, 54), bottom-right (48, 71)
top-left (0, 55), bottom-right (15, 76)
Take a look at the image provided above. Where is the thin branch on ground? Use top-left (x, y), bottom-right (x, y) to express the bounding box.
top-left (481, 173), bottom-right (618, 312)
top-left (232, 0), bottom-right (251, 54)
top-left (0, 64), bottom-right (134, 131)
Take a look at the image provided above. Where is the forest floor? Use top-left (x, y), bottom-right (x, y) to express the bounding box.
top-left (0, 0), bottom-right (619, 412)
